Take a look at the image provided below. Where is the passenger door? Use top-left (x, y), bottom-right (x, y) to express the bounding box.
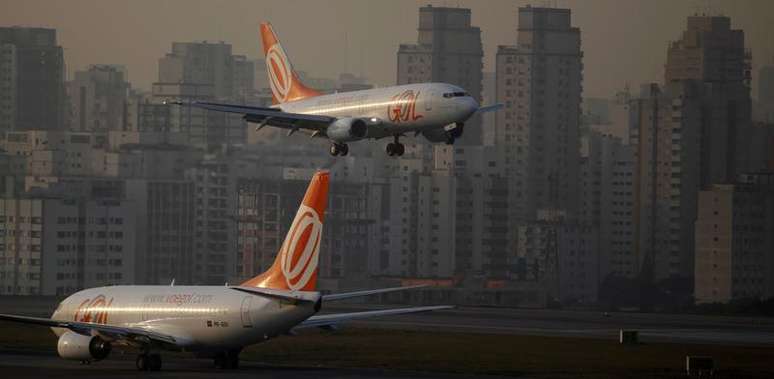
top-left (240, 296), bottom-right (253, 328)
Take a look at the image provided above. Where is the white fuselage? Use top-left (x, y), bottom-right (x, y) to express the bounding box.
top-left (280, 82), bottom-right (478, 139)
top-left (51, 286), bottom-right (318, 351)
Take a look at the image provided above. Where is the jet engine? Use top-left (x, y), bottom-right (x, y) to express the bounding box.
top-left (326, 118), bottom-right (369, 142)
top-left (57, 331), bottom-right (112, 361)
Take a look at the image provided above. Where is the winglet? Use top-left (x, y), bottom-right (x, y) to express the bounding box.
top-left (260, 22), bottom-right (321, 105)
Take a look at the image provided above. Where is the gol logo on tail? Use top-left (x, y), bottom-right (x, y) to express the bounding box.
top-left (266, 44), bottom-right (293, 103)
top-left (74, 295), bottom-right (114, 324)
top-left (279, 204), bottom-right (322, 291)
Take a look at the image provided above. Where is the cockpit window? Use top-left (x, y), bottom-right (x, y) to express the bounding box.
top-left (442, 92), bottom-right (468, 98)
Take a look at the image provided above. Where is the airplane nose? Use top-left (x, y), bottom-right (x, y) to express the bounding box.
top-left (469, 97), bottom-right (479, 112)
top-left (462, 97), bottom-right (478, 118)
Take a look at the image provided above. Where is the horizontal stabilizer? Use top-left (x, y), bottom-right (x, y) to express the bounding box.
top-left (298, 305), bottom-right (453, 329)
top-left (229, 286), bottom-right (320, 303)
top-left (322, 284), bottom-right (428, 301)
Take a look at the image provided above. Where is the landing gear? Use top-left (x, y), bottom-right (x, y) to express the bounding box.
top-left (214, 349), bottom-right (241, 369)
top-left (446, 123), bottom-right (464, 145)
top-left (136, 353), bottom-right (162, 371)
top-left (450, 122), bottom-right (464, 139)
top-left (386, 135), bottom-right (405, 157)
top-left (329, 143), bottom-right (349, 156)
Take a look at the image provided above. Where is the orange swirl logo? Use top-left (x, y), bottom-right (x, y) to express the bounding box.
top-left (73, 295), bottom-right (114, 324)
top-left (267, 44), bottom-right (293, 102)
top-left (279, 204), bottom-right (322, 291)
top-left (388, 90), bottom-right (423, 123)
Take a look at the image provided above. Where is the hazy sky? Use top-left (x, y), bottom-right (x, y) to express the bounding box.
top-left (1, 0), bottom-right (772, 98)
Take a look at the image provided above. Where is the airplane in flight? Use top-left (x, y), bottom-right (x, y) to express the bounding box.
top-left (0, 171), bottom-right (449, 371)
top-left (173, 22), bottom-right (502, 157)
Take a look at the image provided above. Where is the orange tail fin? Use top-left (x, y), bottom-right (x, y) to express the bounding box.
top-left (241, 171), bottom-right (329, 291)
top-left (260, 22), bottom-right (321, 105)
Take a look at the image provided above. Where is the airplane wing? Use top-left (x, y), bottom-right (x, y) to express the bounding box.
top-left (173, 101), bottom-right (334, 135)
top-left (0, 313), bottom-right (180, 346)
top-left (297, 305), bottom-right (453, 329)
top-left (322, 284), bottom-right (428, 301)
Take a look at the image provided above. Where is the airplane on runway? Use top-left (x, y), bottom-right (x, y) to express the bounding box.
top-left (172, 22), bottom-right (502, 157)
top-left (0, 171), bottom-right (449, 371)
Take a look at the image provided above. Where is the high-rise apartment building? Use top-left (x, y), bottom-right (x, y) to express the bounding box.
top-left (580, 131), bottom-right (636, 280)
top-left (397, 5), bottom-right (483, 145)
top-left (67, 65), bottom-right (130, 131)
top-left (125, 179), bottom-right (196, 285)
top-left (694, 173), bottom-right (774, 303)
top-left (0, 27), bottom-right (64, 131)
top-left (759, 65), bottom-right (774, 122)
top-left (152, 41), bottom-right (250, 149)
top-left (495, 6), bottom-right (583, 223)
top-left (159, 42), bottom-right (236, 100)
top-left (632, 16), bottom-right (755, 283)
top-left (0, 196), bottom-right (135, 296)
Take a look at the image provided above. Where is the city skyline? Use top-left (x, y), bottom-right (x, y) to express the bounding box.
top-left (1, 0), bottom-right (773, 98)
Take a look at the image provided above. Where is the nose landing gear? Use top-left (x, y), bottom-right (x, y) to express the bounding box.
top-left (446, 122), bottom-right (464, 145)
top-left (329, 143), bottom-right (349, 156)
top-left (136, 353), bottom-right (162, 371)
top-left (386, 135), bottom-right (405, 157)
top-left (214, 349), bottom-right (241, 369)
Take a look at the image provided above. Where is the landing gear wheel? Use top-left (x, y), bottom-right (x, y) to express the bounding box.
top-left (386, 136), bottom-right (405, 157)
top-left (214, 354), bottom-right (226, 369)
top-left (214, 350), bottom-right (240, 369)
top-left (329, 143), bottom-right (349, 156)
top-left (227, 349), bottom-right (240, 369)
top-left (386, 143), bottom-right (396, 156)
top-left (136, 354), bottom-right (148, 371)
top-left (148, 354), bottom-right (162, 371)
top-left (451, 123), bottom-right (464, 138)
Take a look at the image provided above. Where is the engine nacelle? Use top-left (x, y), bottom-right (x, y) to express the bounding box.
top-left (57, 331), bottom-right (111, 361)
top-left (422, 128), bottom-right (453, 144)
top-left (327, 117), bottom-right (369, 142)
top-left (422, 123), bottom-right (463, 144)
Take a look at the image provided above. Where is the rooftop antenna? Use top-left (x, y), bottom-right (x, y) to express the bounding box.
top-left (344, 31), bottom-right (349, 74)
top-left (694, 0), bottom-right (715, 16)
top-left (359, 44), bottom-right (364, 78)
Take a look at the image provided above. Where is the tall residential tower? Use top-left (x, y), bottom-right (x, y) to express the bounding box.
top-left (495, 6), bottom-right (583, 222)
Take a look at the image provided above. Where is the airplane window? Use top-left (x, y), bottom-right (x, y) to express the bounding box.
top-left (443, 92), bottom-right (468, 98)
top-left (443, 93), bottom-right (453, 98)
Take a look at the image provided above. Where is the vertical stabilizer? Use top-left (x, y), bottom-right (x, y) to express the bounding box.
top-left (260, 22), bottom-right (322, 105)
top-left (241, 171), bottom-right (329, 291)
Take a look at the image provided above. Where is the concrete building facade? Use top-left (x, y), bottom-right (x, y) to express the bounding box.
top-left (67, 65), bottom-right (129, 132)
top-left (0, 197), bottom-right (135, 296)
top-left (694, 173), bottom-right (774, 303)
top-left (0, 27), bottom-right (64, 131)
top-left (495, 6), bottom-right (583, 223)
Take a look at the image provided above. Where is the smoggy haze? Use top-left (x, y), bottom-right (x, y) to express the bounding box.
top-left (1, 0), bottom-right (772, 98)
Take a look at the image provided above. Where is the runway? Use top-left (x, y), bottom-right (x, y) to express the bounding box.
top-left (2, 296), bottom-right (774, 345)
top-left (0, 349), bottom-right (507, 379)
top-left (336, 305), bottom-right (774, 345)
